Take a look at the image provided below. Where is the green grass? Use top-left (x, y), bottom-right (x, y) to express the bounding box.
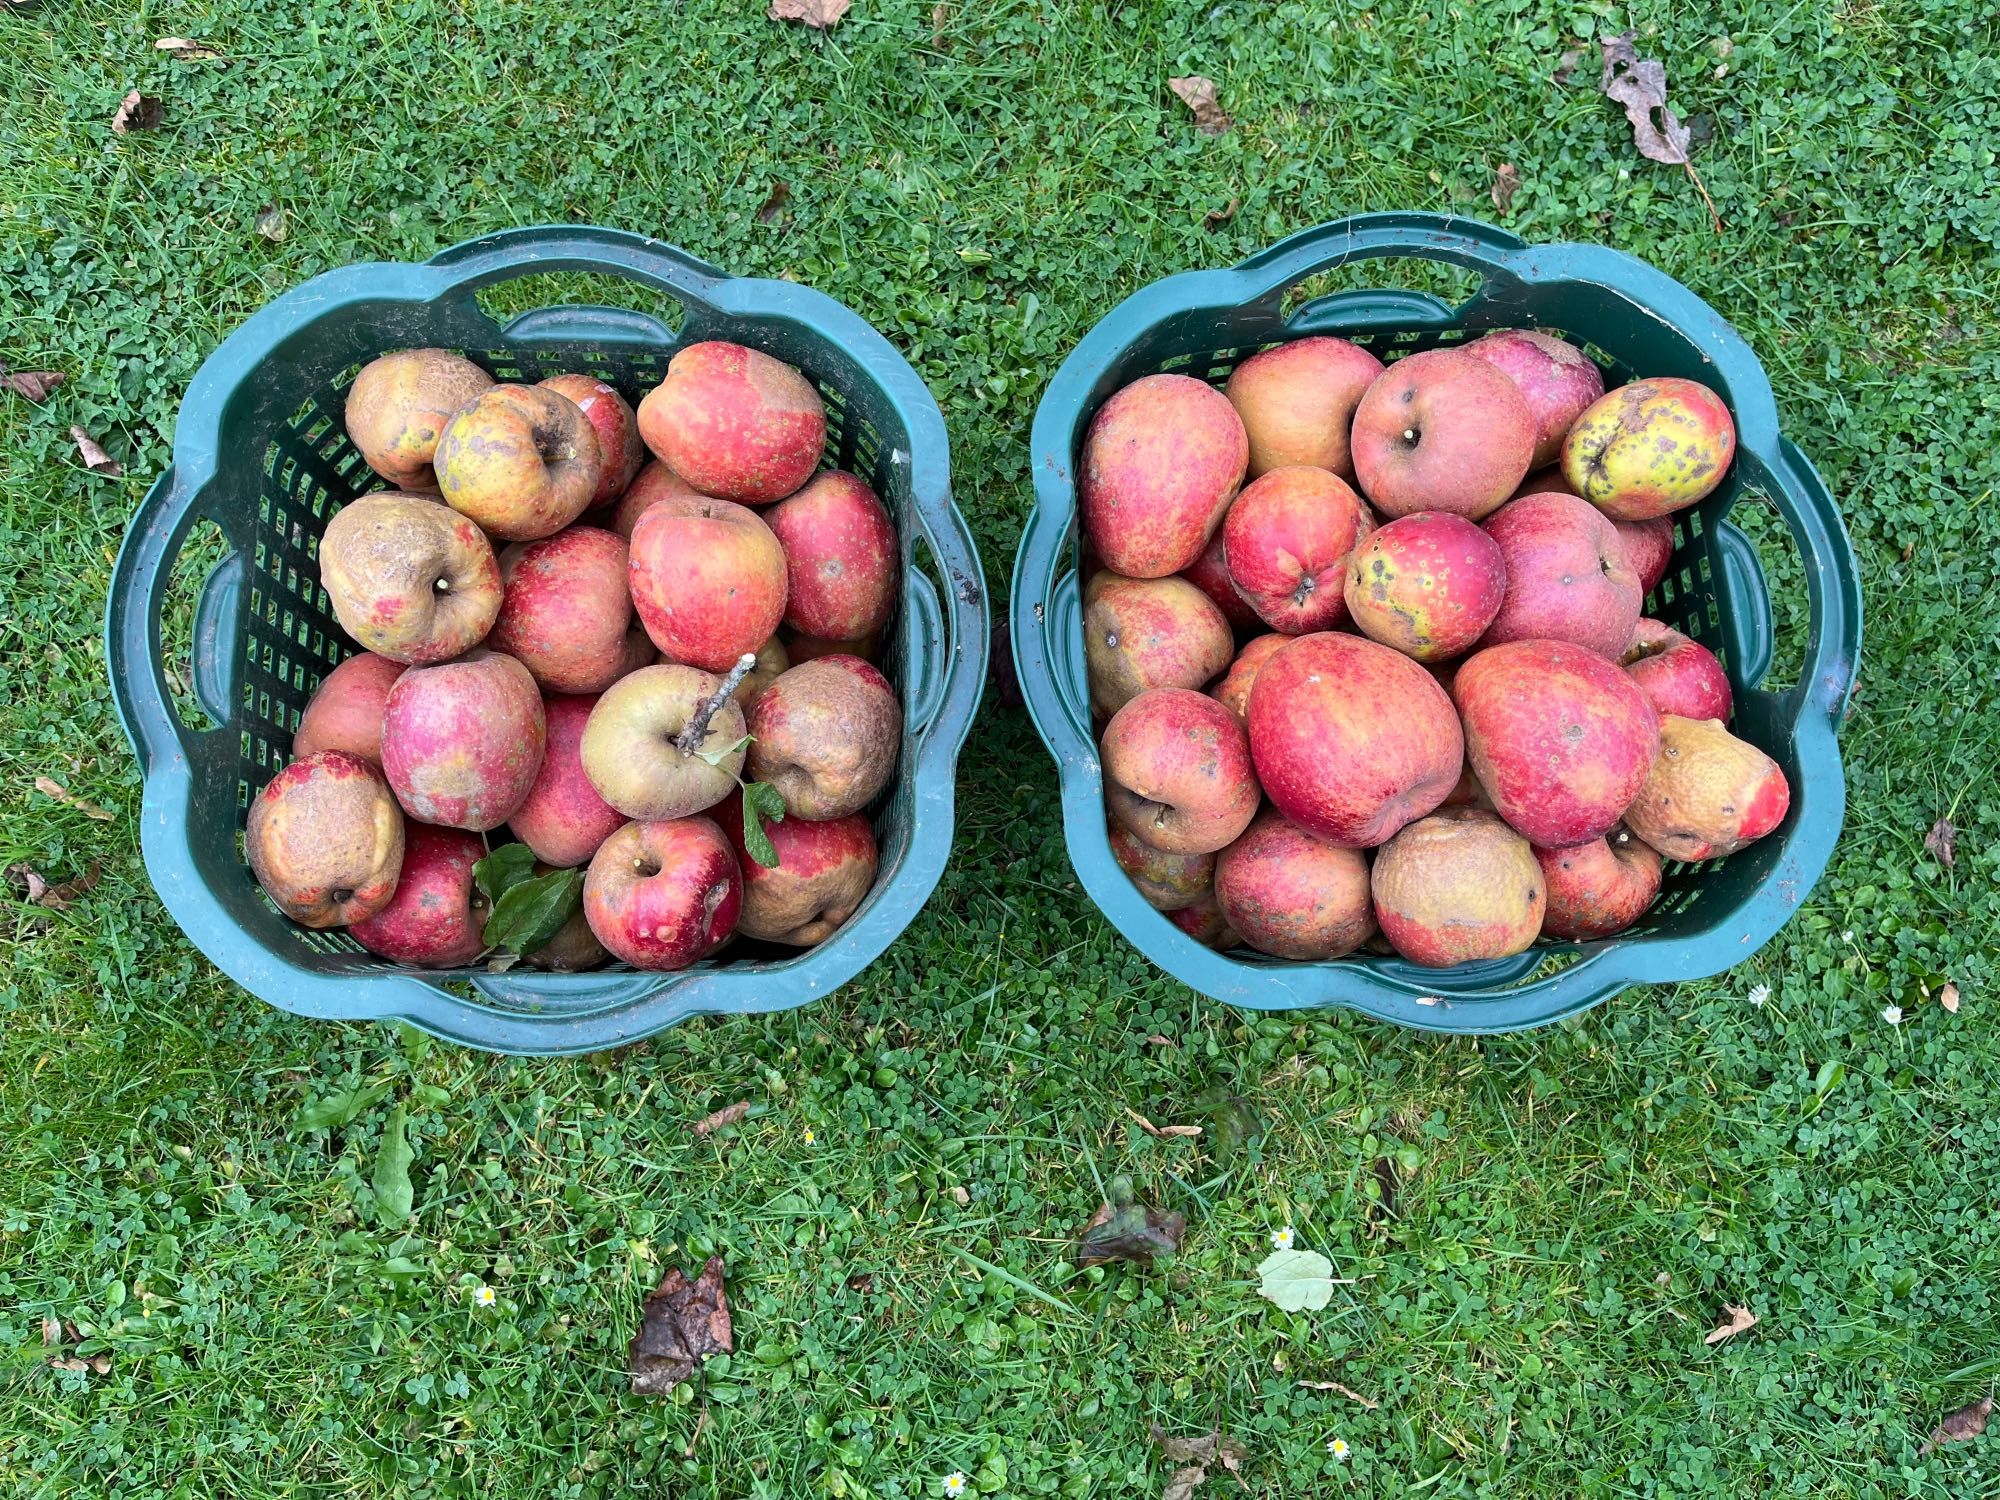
top-left (4, 1), bottom-right (1999, 1495)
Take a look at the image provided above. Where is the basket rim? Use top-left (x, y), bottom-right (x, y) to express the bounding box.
top-left (1009, 211), bottom-right (1862, 1032)
top-left (106, 226), bottom-right (989, 1056)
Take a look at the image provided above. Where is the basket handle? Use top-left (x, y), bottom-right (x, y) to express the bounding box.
top-left (422, 227), bottom-right (732, 303)
top-left (106, 465), bottom-right (218, 770)
top-left (1230, 213), bottom-right (1533, 308)
top-left (1760, 437), bottom-right (1861, 727)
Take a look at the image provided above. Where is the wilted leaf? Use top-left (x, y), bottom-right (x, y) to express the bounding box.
top-left (1077, 1175), bottom-right (1185, 1266)
top-left (69, 428), bottom-right (123, 478)
top-left (1553, 46), bottom-right (1584, 85)
top-left (299, 1077), bottom-right (394, 1130)
top-left (0, 368), bottom-right (63, 401)
top-left (1256, 1248), bottom-right (1342, 1311)
top-left (692, 732), bottom-right (752, 768)
top-left (1168, 75), bottom-right (1232, 135)
top-left (741, 781), bottom-right (786, 868)
top-left (1703, 1303), bottom-right (1758, 1344)
top-left (1197, 1090), bottom-right (1265, 1163)
top-left (255, 205), bottom-right (287, 242)
top-left (1204, 196), bottom-right (1239, 229)
top-left (156, 37), bottom-right (223, 60)
top-left (482, 867), bottom-right (583, 954)
top-left (7, 858), bottom-right (100, 911)
top-left (1920, 1395), bottom-right (1992, 1457)
top-left (1124, 1107), bottom-right (1202, 1140)
top-left (1941, 982), bottom-right (1961, 1014)
top-left (756, 182), bottom-right (792, 225)
top-left (1925, 817), bottom-right (1957, 870)
top-left (1298, 1378), bottom-right (1378, 1408)
top-left (767, 0), bottom-right (848, 28)
top-left (692, 1100), bottom-right (752, 1137)
top-left (35, 775), bottom-right (115, 819)
top-left (1491, 162), bottom-right (1521, 213)
top-left (1145, 1034), bottom-right (1175, 1047)
top-left (630, 1256), bottom-right (734, 1396)
top-left (1599, 33), bottom-right (1692, 166)
top-left (111, 91), bottom-right (163, 135)
top-left (473, 843), bottom-right (536, 906)
top-left (371, 1104), bottom-right (415, 1226)
top-left (1151, 1424), bottom-right (1246, 1500)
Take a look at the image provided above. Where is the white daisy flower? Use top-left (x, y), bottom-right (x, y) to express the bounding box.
top-left (473, 1285), bottom-right (496, 1308)
top-left (942, 1473), bottom-right (968, 1497)
top-left (1328, 1437), bottom-right (1350, 1460)
top-left (1271, 1226), bottom-right (1295, 1251)
top-left (1748, 983), bottom-right (1770, 1008)
top-left (1883, 1005), bottom-right (1904, 1026)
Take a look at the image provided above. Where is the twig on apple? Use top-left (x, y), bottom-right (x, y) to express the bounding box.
top-left (675, 653), bottom-right (758, 755)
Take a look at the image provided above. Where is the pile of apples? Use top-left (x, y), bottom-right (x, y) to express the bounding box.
top-left (244, 341), bottom-right (902, 972)
top-left (1084, 331), bottom-right (1791, 967)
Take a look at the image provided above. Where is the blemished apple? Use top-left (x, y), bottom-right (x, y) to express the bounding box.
top-left (765, 470), bottom-right (898, 642)
top-left (1222, 466), bottom-right (1364, 633)
top-left (1108, 820), bottom-right (1215, 911)
top-left (524, 890), bottom-right (611, 972)
top-left (1614, 514), bottom-right (1677, 596)
top-left (1561, 377), bottom-right (1738, 520)
top-left (1462, 329), bottom-right (1607, 469)
top-left (583, 816), bottom-right (742, 970)
top-left (1479, 491), bottom-right (1642, 659)
top-left (636, 341), bottom-right (827, 504)
top-left (488, 526), bottom-right (636, 693)
top-left (1246, 632), bottom-right (1463, 847)
top-left (320, 492), bottom-right (502, 664)
top-left (1453, 639), bottom-right (1660, 848)
top-left (1166, 891), bottom-right (1240, 950)
top-left (1342, 511), bottom-right (1506, 662)
top-left (435, 384), bottom-right (604, 541)
top-left (581, 664), bottom-right (746, 820)
top-left (1179, 527), bottom-right (1265, 634)
top-left (1083, 570), bottom-right (1234, 718)
top-left (735, 636), bottom-right (790, 713)
top-left (1371, 806), bottom-right (1546, 967)
top-left (612, 459), bottom-right (706, 538)
top-left (1623, 715), bottom-right (1790, 862)
top-left (1207, 633), bottom-right (1288, 725)
top-left (246, 750), bottom-right (403, 927)
top-left (723, 791), bottom-right (879, 945)
top-left (344, 349), bottom-right (493, 492)
top-left (1222, 335), bottom-right (1384, 480)
top-left (1621, 619), bottom-right (1734, 722)
top-left (1535, 828), bottom-right (1663, 941)
top-left (508, 693), bottom-right (629, 868)
top-left (1100, 687), bottom-right (1259, 856)
top-left (350, 822), bottom-right (489, 966)
top-left (1079, 373), bottom-right (1248, 579)
top-left (381, 649), bottom-right (546, 832)
top-left (746, 656), bottom-right (902, 820)
top-left (1213, 808), bottom-right (1374, 961)
top-left (1350, 348), bottom-right (1535, 520)
top-left (629, 492), bottom-right (788, 671)
top-left (539, 373), bottom-right (644, 507)
top-left (294, 652), bottom-right (405, 764)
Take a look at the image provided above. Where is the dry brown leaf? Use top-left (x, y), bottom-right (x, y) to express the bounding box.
top-left (255, 205), bottom-right (288, 242)
top-left (950, 1184), bottom-right (970, 1205)
top-left (1077, 1176), bottom-right (1186, 1266)
top-left (111, 91), bottom-right (163, 135)
top-left (1703, 1303), bottom-right (1758, 1345)
top-left (1168, 76), bottom-right (1232, 135)
top-left (1151, 1425), bottom-right (1247, 1499)
top-left (1125, 1107), bottom-right (1202, 1139)
top-left (1298, 1378), bottom-right (1378, 1409)
top-left (768, 0), bottom-right (848, 28)
top-left (8, 858), bottom-right (102, 910)
top-left (0, 368), bottom-right (64, 401)
top-left (49, 1356), bottom-right (91, 1373)
top-left (70, 428), bottom-right (123, 478)
top-left (156, 37), bottom-right (223, 60)
top-left (41, 1315), bottom-right (61, 1346)
top-left (755, 182), bottom-right (792, 225)
top-left (1941, 983), bottom-right (1961, 1014)
top-left (629, 1256), bottom-right (733, 1396)
top-left (691, 1101), bottom-right (751, 1137)
top-left (88, 1354), bottom-right (111, 1375)
top-left (1204, 196), bottom-right (1239, 229)
top-left (35, 776), bottom-right (116, 821)
top-left (1919, 1394), bottom-right (1992, 1457)
top-left (1599, 34), bottom-right (1690, 165)
top-left (931, 1), bottom-right (949, 43)
top-left (1145, 1034), bottom-right (1175, 1046)
top-left (1491, 163), bottom-right (1521, 214)
top-left (1553, 47), bottom-right (1584, 85)
top-left (1925, 817), bottom-right (1957, 870)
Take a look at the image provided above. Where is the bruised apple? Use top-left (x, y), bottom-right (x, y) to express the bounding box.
top-left (344, 349), bottom-right (493, 492)
top-left (1108, 821), bottom-right (1214, 911)
top-left (350, 823), bottom-right (489, 966)
top-left (1083, 570), bottom-right (1234, 718)
top-left (246, 750), bottom-right (403, 927)
top-left (583, 816), bottom-right (742, 970)
top-left (1534, 828), bottom-right (1663, 941)
top-left (1623, 715), bottom-right (1790, 862)
top-left (1223, 335), bottom-right (1383, 480)
top-left (1212, 808), bottom-right (1374, 961)
top-left (435, 384), bottom-right (603, 541)
top-left (294, 653), bottom-right (405, 764)
top-left (1079, 373), bottom-right (1248, 578)
top-left (1371, 807), bottom-right (1545, 966)
top-left (1621, 619), bottom-right (1733, 722)
top-left (1342, 511), bottom-right (1506, 662)
top-left (1100, 688), bottom-right (1258, 856)
top-left (320, 492), bottom-right (502, 664)
top-left (724, 792), bottom-right (879, 945)
top-left (1561, 377), bottom-right (1737, 520)
top-left (746, 656), bottom-right (901, 820)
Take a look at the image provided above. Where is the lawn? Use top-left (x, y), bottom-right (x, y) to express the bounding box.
top-left (3, 1), bottom-right (1999, 1495)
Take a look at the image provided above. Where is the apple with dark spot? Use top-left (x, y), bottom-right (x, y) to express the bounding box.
top-left (351, 823), bottom-right (489, 966)
top-left (583, 816), bottom-right (742, 970)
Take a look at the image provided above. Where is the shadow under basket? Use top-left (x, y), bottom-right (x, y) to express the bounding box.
top-left (108, 227), bottom-right (987, 1056)
top-left (1010, 212), bottom-right (1861, 1033)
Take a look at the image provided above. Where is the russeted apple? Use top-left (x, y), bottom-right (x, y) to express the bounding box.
top-left (583, 816), bottom-right (742, 970)
top-left (746, 656), bottom-right (901, 820)
top-left (294, 653), bottom-right (405, 764)
top-left (636, 341), bottom-right (827, 505)
top-left (246, 750), bottom-right (404, 927)
top-left (435, 384), bottom-right (604, 541)
top-left (1083, 571), bottom-right (1234, 718)
top-left (1350, 348), bottom-right (1535, 520)
top-left (380, 650), bottom-right (546, 832)
top-left (1623, 716), bottom-right (1790, 862)
top-left (1108, 821), bottom-right (1215, 911)
top-left (539, 373), bottom-right (644, 507)
top-left (344, 349), bottom-right (493, 492)
top-left (722, 790), bottom-right (880, 946)
top-left (1371, 807), bottom-right (1546, 967)
top-left (1078, 373), bottom-right (1247, 579)
top-left (1213, 808), bottom-right (1374, 961)
top-left (1099, 688), bottom-right (1258, 856)
top-left (320, 492), bottom-right (502, 665)
top-left (1223, 335), bottom-right (1383, 480)
top-left (350, 823), bottom-right (489, 966)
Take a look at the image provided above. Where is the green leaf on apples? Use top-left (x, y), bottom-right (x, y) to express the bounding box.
top-left (472, 843), bottom-right (536, 906)
top-left (371, 1104), bottom-right (415, 1227)
top-left (482, 868), bottom-right (585, 955)
top-left (693, 733), bottom-right (752, 768)
top-left (741, 782), bottom-right (787, 869)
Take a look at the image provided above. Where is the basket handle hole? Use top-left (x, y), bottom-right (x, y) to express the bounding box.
top-left (1719, 494), bottom-right (1807, 695)
top-left (472, 273), bottom-right (685, 346)
top-left (1280, 261), bottom-right (1484, 322)
top-left (161, 517), bottom-right (234, 733)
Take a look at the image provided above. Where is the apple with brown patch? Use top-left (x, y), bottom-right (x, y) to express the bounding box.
top-left (1621, 619), bottom-right (1733, 722)
top-left (246, 750), bottom-right (403, 927)
top-left (294, 653), bottom-right (405, 764)
top-left (1108, 821), bottom-right (1214, 911)
top-left (435, 384), bottom-right (604, 541)
top-left (1100, 687), bottom-right (1259, 856)
top-left (380, 649), bottom-right (546, 832)
top-left (765, 470), bottom-right (898, 642)
top-left (1462, 329), bottom-right (1607, 469)
top-left (1222, 466), bottom-right (1364, 633)
top-left (636, 341), bottom-right (827, 504)
top-left (746, 656), bottom-right (902, 819)
top-left (1534, 828), bottom-right (1663, 941)
top-left (583, 816), bottom-right (742, 970)
top-left (1561, 377), bottom-right (1737, 520)
top-left (509, 693), bottom-right (629, 868)
top-left (1207, 633), bottom-right (1288, 725)
top-left (344, 349), bottom-right (493, 492)
top-left (1079, 373), bottom-right (1248, 578)
top-left (539, 373), bottom-right (644, 506)
top-left (1350, 348), bottom-right (1535, 520)
top-left (1213, 808), bottom-right (1374, 960)
top-left (629, 492), bottom-right (788, 671)
top-left (1223, 335), bottom-right (1384, 480)
top-left (1371, 806), bottom-right (1546, 966)
top-left (1479, 491), bottom-right (1642, 659)
top-left (1342, 511), bottom-right (1506, 662)
top-left (488, 526), bottom-right (636, 693)
top-left (1083, 570), bottom-right (1234, 718)
top-left (320, 492), bottom-right (503, 664)
top-left (350, 823), bottom-right (490, 966)
top-left (724, 791), bottom-right (880, 945)
top-left (1623, 716), bottom-right (1790, 862)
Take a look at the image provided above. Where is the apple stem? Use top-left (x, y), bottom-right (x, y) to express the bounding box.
top-left (674, 653), bottom-right (758, 755)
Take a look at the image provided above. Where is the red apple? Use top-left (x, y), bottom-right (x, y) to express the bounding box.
top-left (1179, 527), bottom-right (1263, 634)
top-left (1079, 373), bottom-right (1248, 578)
top-left (1342, 511), bottom-right (1506, 662)
top-left (1371, 806), bottom-right (1546, 966)
top-left (1454, 639), bottom-right (1660, 848)
top-left (508, 694), bottom-right (628, 867)
top-left (1534, 828), bottom-right (1663, 941)
top-left (612, 460), bottom-right (706, 538)
top-left (350, 823), bottom-right (489, 966)
top-left (1166, 891), bottom-right (1240, 950)
top-left (1623, 716), bottom-right (1790, 862)
top-left (1213, 808), bottom-right (1374, 960)
top-left (1561, 377), bottom-right (1737, 520)
top-left (723, 793), bottom-right (879, 945)
top-left (1614, 514), bottom-right (1677, 596)
top-left (1246, 633), bottom-right (1462, 847)
top-left (294, 653), bottom-right (405, 764)
top-left (1207, 633), bottom-right (1288, 724)
top-left (1350, 348), bottom-right (1535, 520)
top-left (1479, 492), bottom-right (1642, 659)
top-left (1100, 687), bottom-right (1259, 856)
top-left (1462, 329), bottom-right (1607, 470)
top-left (1108, 820), bottom-right (1214, 911)
top-left (246, 750), bottom-right (404, 928)
top-left (583, 816), bottom-right (742, 970)
top-left (765, 470), bottom-right (898, 642)
top-left (1222, 466), bottom-right (1363, 633)
top-left (1222, 335), bottom-right (1384, 480)
top-left (540, 373), bottom-right (644, 506)
top-left (636, 341), bottom-right (826, 504)
top-left (381, 649), bottom-right (546, 831)
top-left (1621, 619), bottom-right (1733, 722)
top-left (1083, 570), bottom-right (1235, 718)
top-left (489, 526), bottom-right (636, 693)
top-left (629, 492), bottom-right (788, 671)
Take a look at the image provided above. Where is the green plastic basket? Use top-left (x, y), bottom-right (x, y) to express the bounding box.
top-left (107, 227), bottom-right (987, 1056)
top-left (1011, 213), bottom-right (1860, 1033)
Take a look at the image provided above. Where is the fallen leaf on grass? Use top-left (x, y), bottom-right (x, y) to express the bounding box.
top-left (630, 1256), bottom-right (734, 1395)
top-left (1941, 982), bottom-right (1960, 1014)
top-left (70, 428), bottom-right (123, 478)
top-left (41, 1316), bottom-right (60, 1346)
top-left (1204, 196), bottom-right (1239, 229)
top-left (1599, 33), bottom-right (1691, 165)
top-left (1919, 1394), bottom-right (1992, 1457)
top-left (756, 182), bottom-right (792, 225)
top-left (1145, 1034), bottom-right (1175, 1047)
top-left (1168, 76), bottom-right (1232, 135)
top-left (950, 1185), bottom-right (970, 1205)
top-left (692, 1100), bottom-right (752, 1137)
top-left (767, 0), bottom-right (848, 28)
top-left (0, 368), bottom-right (63, 401)
top-left (1552, 47), bottom-right (1583, 85)
top-left (1925, 817), bottom-right (1957, 870)
top-left (1257, 1248), bottom-right (1345, 1312)
top-left (1151, 1424), bottom-right (1247, 1499)
top-left (1125, 1107), bottom-right (1202, 1140)
top-left (1077, 1175), bottom-right (1185, 1266)
top-left (7, 859), bottom-right (103, 924)
top-left (255, 205), bottom-right (288, 242)
top-left (1491, 162), bottom-right (1521, 214)
top-left (1703, 1303), bottom-right (1758, 1345)
top-left (156, 36), bottom-right (223, 60)
top-left (1298, 1378), bottom-right (1378, 1409)
top-left (35, 776), bottom-right (115, 820)
top-left (111, 91), bottom-right (163, 135)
